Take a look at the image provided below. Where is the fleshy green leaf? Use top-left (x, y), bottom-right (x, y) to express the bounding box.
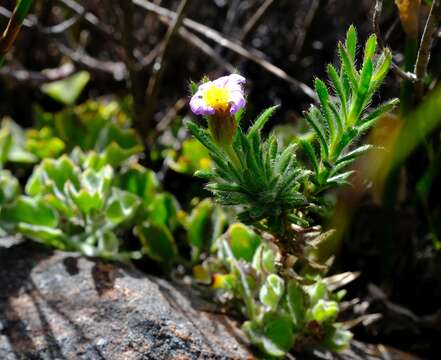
top-left (259, 274), bottom-right (285, 310)
top-left (106, 189), bottom-right (140, 226)
top-left (149, 193), bottom-right (180, 230)
top-left (252, 243), bottom-right (277, 274)
top-left (187, 198), bottom-right (214, 252)
top-left (117, 165), bottom-right (160, 204)
top-left (135, 221), bottom-right (177, 264)
top-left (228, 223), bottom-right (261, 262)
top-left (309, 299), bottom-right (339, 323)
top-left (322, 325), bottom-right (353, 352)
top-left (286, 280), bottom-right (306, 329)
top-left (243, 313), bottom-right (294, 357)
top-left (0, 196), bottom-right (58, 227)
top-left (41, 71), bottom-right (90, 106)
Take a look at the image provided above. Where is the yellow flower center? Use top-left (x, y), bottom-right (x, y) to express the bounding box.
top-left (203, 85), bottom-right (231, 112)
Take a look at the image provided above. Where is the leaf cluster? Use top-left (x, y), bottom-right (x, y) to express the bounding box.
top-left (196, 223), bottom-right (352, 357)
top-left (186, 107), bottom-right (310, 224)
top-left (0, 116), bottom-right (229, 268)
top-left (0, 156), bottom-right (142, 259)
top-left (301, 26), bottom-right (398, 191)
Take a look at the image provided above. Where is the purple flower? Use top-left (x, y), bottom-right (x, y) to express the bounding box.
top-left (190, 74), bottom-right (246, 117)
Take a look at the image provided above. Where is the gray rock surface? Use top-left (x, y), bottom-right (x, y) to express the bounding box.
top-left (0, 241), bottom-right (421, 360)
top-left (0, 243), bottom-right (252, 360)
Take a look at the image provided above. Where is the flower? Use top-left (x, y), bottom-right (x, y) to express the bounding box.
top-left (190, 74), bottom-right (246, 117)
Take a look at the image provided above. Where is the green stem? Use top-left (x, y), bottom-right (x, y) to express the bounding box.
top-left (224, 143), bottom-right (242, 170)
top-left (222, 239), bottom-right (257, 321)
top-left (0, 0), bottom-right (34, 65)
top-left (15, 0), bottom-right (33, 22)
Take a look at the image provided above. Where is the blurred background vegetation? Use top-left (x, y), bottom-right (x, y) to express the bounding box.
top-left (0, 0), bottom-right (441, 358)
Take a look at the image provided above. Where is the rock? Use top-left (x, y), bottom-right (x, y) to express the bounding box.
top-left (0, 242), bottom-right (422, 360)
top-left (0, 243), bottom-right (252, 359)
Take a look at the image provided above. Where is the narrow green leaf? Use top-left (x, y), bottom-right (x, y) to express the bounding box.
top-left (332, 128), bottom-right (358, 160)
top-left (206, 182), bottom-right (244, 193)
top-left (363, 34), bottom-right (377, 64)
top-left (247, 105), bottom-right (279, 139)
top-left (300, 139), bottom-right (319, 175)
top-left (336, 144), bottom-right (374, 165)
top-left (359, 98), bottom-right (399, 132)
top-left (15, 0), bottom-right (33, 23)
top-left (327, 170), bottom-right (355, 185)
top-left (348, 59), bottom-right (373, 126)
top-left (304, 108), bottom-right (329, 157)
top-left (185, 120), bottom-right (224, 159)
top-left (194, 169), bottom-right (215, 179)
top-left (327, 64), bottom-right (347, 121)
top-left (189, 80), bottom-right (198, 95)
top-left (338, 42), bottom-right (358, 89)
top-left (328, 101), bottom-right (343, 133)
top-left (373, 48), bottom-right (392, 82)
top-left (345, 25), bottom-right (357, 61)
top-left (276, 143), bottom-right (297, 175)
top-left (315, 78), bottom-right (336, 143)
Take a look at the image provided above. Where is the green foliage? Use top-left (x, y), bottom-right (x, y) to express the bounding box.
top-left (32, 99), bottom-right (143, 162)
top-left (25, 127), bottom-right (65, 159)
top-left (41, 71), bottom-right (90, 106)
top-left (0, 156), bottom-right (141, 259)
top-left (0, 111), bottom-right (226, 267)
top-left (15, 0), bottom-right (33, 23)
top-left (186, 106), bottom-right (310, 224)
top-left (166, 138), bottom-right (213, 175)
top-left (197, 229), bottom-right (352, 357)
top-left (300, 26), bottom-right (399, 191)
top-left (0, 170), bottom-right (20, 206)
top-left (229, 222), bottom-right (260, 262)
top-left (135, 221), bottom-right (177, 264)
top-left (187, 27), bottom-right (395, 357)
top-left (0, 118), bottom-right (37, 167)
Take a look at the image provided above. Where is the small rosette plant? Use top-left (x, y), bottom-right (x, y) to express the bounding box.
top-left (0, 155), bottom-right (141, 260)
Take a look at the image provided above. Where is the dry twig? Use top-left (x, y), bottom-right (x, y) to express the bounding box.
top-left (292, 0), bottom-right (320, 58)
top-left (55, 41), bottom-right (127, 80)
top-left (178, 26), bottom-right (235, 73)
top-left (133, 0), bottom-right (317, 101)
top-left (143, 0), bottom-right (193, 142)
top-left (117, 0), bottom-right (145, 135)
top-left (238, 0), bottom-right (274, 43)
top-left (414, 0), bottom-right (441, 96)
top-left (0, 62), bottom-right (74, 85)
top-left (56, 0), bottom-right (114, 38)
